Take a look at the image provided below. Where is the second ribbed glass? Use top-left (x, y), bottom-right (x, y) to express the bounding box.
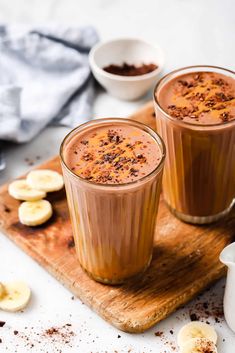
top-left (60, 118), bottom-right (165, 284)
top-left (154, 66), bottom-right (235, 224)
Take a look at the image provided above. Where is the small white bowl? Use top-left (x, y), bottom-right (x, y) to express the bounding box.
top-left (89, 38), bottom-right (164, 101)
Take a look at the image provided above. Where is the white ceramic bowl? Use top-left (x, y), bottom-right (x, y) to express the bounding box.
top-left (89, 38), bottom-right (164, 101)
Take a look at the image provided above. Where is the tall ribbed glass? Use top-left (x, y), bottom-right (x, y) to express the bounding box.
top-left (154, 66), bottom-right (235, 224)
top-left (60, 119), bottom-right (165, 284)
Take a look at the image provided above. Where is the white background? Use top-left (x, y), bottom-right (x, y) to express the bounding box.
top-left (0, 0), bottom-right (234, 352)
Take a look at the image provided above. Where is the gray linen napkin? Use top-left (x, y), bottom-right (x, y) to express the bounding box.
top-left (0, 24), bottom-right (99, 143)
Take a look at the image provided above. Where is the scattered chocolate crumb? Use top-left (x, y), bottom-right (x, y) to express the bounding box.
top-left (41, 324), bottom-right (75, 349)
top-left (0, 338), bottom-right (2, 343)
top-left (154, 330), bottom-right (176, 351)
top-left (188, 291), bottom-right (224, 324)
top-left (154, 331), bottom-right (163, 337)
top-left (24, 156), bottom-right (41, 166)
top-left (117, 334), bottom-right (121, 338)
top-left (191, 338), bottom-right (216, 353)
top-left (71, 296), bottom-right (75, 300)
top-left (190, 313), bottom-right (199, 321)
top-left (0, 321), bottom-right (5, 328)
top-left (170, 330), bottom-right (173, 335)
top-left (14, 330), bottom-right (19, 335)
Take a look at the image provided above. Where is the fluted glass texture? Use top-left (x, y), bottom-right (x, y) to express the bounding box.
top-left (60, 119), bottom-right (165, 284)
top-left (154, 66), bottom-right (235, 224)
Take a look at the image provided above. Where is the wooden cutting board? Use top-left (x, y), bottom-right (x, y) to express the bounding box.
top-left (0, 102), bottom-right (234, 333)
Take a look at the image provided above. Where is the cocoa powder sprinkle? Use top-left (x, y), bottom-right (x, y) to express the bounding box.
top-left (67, 125), bottom-right (161, 184)
top-left (103, 62), bottom-right (158, 76)
top-left (165, 72), bottom-right (235, 123)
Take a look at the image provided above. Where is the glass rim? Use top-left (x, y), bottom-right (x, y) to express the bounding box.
top-left (60, 118), bottom-right (166, 188)
top-left (153, 65), bottom-right (235, 128)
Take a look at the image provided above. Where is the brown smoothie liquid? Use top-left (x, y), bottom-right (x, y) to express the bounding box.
top-left (155, 70), bottom-right (235, 223)
top-left (62, 121), bottom-right (164, 283)
top-left (64, 124), bottom-right (162, 184)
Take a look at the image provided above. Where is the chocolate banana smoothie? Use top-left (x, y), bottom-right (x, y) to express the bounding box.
top-left (60, 119), bottom-right (165, 284)
top-left (154, 66), bottom-right (235, 224)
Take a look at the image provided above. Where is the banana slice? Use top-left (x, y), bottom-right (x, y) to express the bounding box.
top-left (8, 179), bottom-right (46, 201)
top-left (180, 338), bottom-right (217, 353)
top-left (0, 281), bottom-right (31, 312)
top-left (0, 283), bottom-right (5, 299)
top-left (26, 169), bottom-right (64, 192)
top-left (177, 321), bottom-right (217, 348)
top-left (19, 200), bottom-right (53, 226)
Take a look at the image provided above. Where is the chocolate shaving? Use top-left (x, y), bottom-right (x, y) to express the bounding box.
top-left (107, 130), bottom-right (123, 144)
top-left (82, 152), bottom-right (93, 161)
top-left (220, 111), bottom-right (232, 122)
top-left (130, 168), bottom-right (139, 177)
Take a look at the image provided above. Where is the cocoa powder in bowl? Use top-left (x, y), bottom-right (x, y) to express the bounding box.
top-left (103, 62), bottom-right (158, 76)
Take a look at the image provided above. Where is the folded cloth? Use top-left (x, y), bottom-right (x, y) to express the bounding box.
top-left (0, 24), bottom-right (99, 143)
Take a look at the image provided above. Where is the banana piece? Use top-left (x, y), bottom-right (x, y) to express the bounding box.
top-left (0, 283), bottom-right (5, 299)
top-left (26, 169), bottom-right (64, 192)
top-left (19, 200), bottom-right (53, 226)
top-left (8, 179), bottom-right (46, 201)
top-left (177, 321), bottom-right (217, 348)
top-left (0, 281), bottom-right (31, 312)
top-left (180, 338), bottom-right (217, 353)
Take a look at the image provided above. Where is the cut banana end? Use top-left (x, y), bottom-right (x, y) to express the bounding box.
top-left (0, 282), bottom-right (5, 299)
top-left (177, 321), bottom-right (217, 348)
top-left (26, 169), bottom-right (64, 192)
top-left (180, 338), bottom-right (217, 353)
top-left (19, 200), bottom-right (53, 226)
top-left (8, 179), bottom-right (46, 201)
top-left (0, 281), bottom-right (31, 312)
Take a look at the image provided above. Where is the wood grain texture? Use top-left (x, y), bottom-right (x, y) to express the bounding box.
top-left (0, 102), bottom-right (234, 333)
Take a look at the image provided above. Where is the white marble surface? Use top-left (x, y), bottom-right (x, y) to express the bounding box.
top-left (0, 0), bottom-right (235, 352)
